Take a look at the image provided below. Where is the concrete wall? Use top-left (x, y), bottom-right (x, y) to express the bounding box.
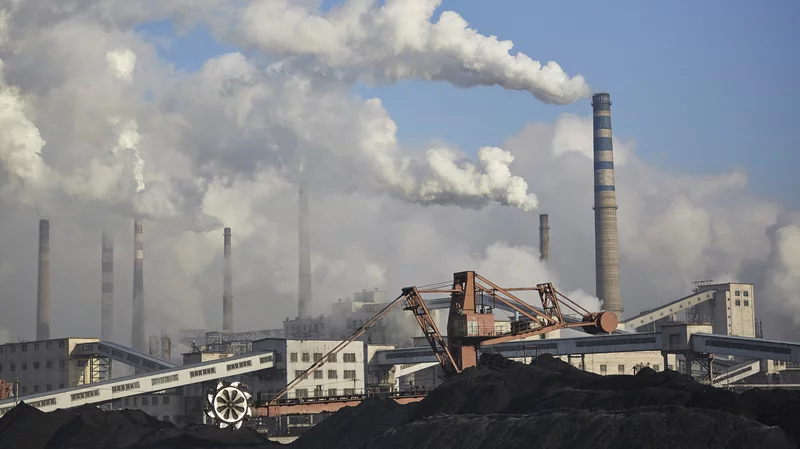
top-left (697, 283), bottom-right (756, 337)
top-left (0, 338), bottom-right (98, 396)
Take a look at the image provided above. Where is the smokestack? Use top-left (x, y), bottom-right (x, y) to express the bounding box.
top-left (161, 333), bottom-right (171, 362)
top-left (298, 183), bottom-right (312, 318)
top-left (592, 93), bottom-right (623, 319)
top-left (36, 219), bottom-right (51, 340)
top-left (539, 214), bottom-right (550, 263)
top-left (148, 335), bottom-right (159, 357)
top-left (101, 232), bottom-right (114, 342)
top-left (223, 227), bottom-right (233, 331)
top-left (132, 220), bottom-right (146, 352)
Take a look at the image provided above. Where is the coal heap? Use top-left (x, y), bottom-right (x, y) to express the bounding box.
top-left (291, 354), bottom-right (800, 449)
top-left (0, 402), bottom-right (278, 449)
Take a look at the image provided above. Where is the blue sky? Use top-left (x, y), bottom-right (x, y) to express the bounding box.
top-left (137, 0), bottom-right (800, 207)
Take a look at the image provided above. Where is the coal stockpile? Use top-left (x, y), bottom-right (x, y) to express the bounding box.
top-left (0, 403), bottom-right (279, 449)
top-left (291, 354), bottom-right (800, 449)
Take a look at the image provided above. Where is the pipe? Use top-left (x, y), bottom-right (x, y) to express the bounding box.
top-left (298, 183), bottom-right (312, 318)
top-left (132, 220), bottom-right (146, 352)
top-left (223, 227), bottom-right (233, 331)
top-left (101, 232), bottom-right (114, 342)
top-left (37, 219), bottom-right (51, 340)
top-left (539, 214), bottom-right (550, 263)
top-left (592, 93), bottom-right (623, 319)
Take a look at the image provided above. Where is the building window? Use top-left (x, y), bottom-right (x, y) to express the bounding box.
top-left (314, 371), bottom-right (323, 379)
top-left (295, 370), bottom-right (304, 378)
top-left (328, 370), bottom-right (338, 379)
top-left (133, 398), bottom-right (137, 406)
top-left (328, 388), bottom-right (337, 396)
top-left (313, 353), bottom-right (323, 362)
top-left (653, 365), bottom-right (659, 372)
top-left (152, 397), bottom-right (159, 406)
top-left (344, 370), bottom-right (356, 380)
top-left (142, 397), bottom-right (149, 406)
top-left (343, 353), bottom-right (356, 363)
top-left (34, 343), bottom-right (40, 351)
top-left (735, 300), bottom-right (741, 306)
top-left (10, 364), bottom-right (15, 372)
top-left (34, 385), bottom-right (39, 393)
top-left (22, 363), bottom-right (27, 371)
top-left (59, 340), bottom-right (65, 349)
top-left (275, 353), bottom-right (283, 363)
top-left (21, 344), bottom-right (27, 352)
top-left (744, 300), bottom-right (750, 307)
top-left (46, 361), bottom-right (52, 369)
top-left (735, 290), bottom-right (741, 296)
top-left (59, 360), bottom-right (65, 368)
top-left (295, 389), bottom-right (308, 398)
top-left (125, 398), bottom-right (129, 406)
top-left (328, 353), bottom-right (337, 363)
top-left (21, 386), bottom-right (27, 394)
top-left (163, 396), bottom-right (170, 405)
top-left (47, 342), bottom-right (52, 349)
top-left (744, 290), bottom-right (749, 297)
top-left (10, 346), bottom-right (15, 353)
top-left (618, 365), bottom-right (625, 374)
top-left (34, 362), bottom-right (40, 370)
top-left (59, 384), bottom-right (64, 389)
top-left (301, 353), bottom-right (310, 363)
top-left (47, 385), bottom-right (52, 391)
top-left (290, 353), bottom-right (298, 363)
top-left (343, 388), bottom-right (355, 395)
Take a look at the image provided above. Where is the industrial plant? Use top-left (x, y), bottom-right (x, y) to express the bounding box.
top-left (1, 94), bottom-right (798, 443)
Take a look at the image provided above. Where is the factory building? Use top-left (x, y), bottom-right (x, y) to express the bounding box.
top-left (689, 283), bottom-right (756, 338)
top-left (0, 338), bottom-right (103, 395)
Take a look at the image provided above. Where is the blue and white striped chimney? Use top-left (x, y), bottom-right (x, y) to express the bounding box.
top-left (592, 93), bottom-right (622, 319)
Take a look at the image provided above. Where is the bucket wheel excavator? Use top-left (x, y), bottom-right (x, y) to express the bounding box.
top-left (269, 271), bottom-right (617, 403)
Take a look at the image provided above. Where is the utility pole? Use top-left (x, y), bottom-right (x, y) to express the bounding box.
top-left (14, 379), bottom-right (19, 406)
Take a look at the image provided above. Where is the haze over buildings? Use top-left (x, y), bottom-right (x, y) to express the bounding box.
top-left (0, 1), bottom-right (796, 346)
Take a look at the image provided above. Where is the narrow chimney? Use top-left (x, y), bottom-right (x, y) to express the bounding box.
top-left (539, 214), bottom-right (550, 263)
top-left (298, 183), bottom-right (312, 318)
top-left (37, 219), bottom-right (51, 340)
top-left (132, 220), bottom-right (146, 352)
top-left (101, 232), bottom-right (114, 342)
top-left (592, 93), bottom-right (623, 319)
top-left (223, 227), bottom-right (233, 331)
top-left (161, 333), bottom-right (171, 361)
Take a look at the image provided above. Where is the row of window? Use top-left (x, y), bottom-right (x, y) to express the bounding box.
top-left (288, 352), bottom-right (357, 363)
top-left (734, 290), bottom-right (750, 297)
top-left (0, 340), bottom-right (66, 354)
top-left (294, 388), bottom-right (356, 398)
top-left (734, 299), bottom-right (750, 307)
top-left (293, 369), bottom-right (356, 380)
top-left (16, 383), bottom-right (65, 394)
top-left (0, 360), bottom-right (66, 372)
top-left (598, 364), bottom-right (660, 375)
top-left (121, 395), bottom-right (171, 407)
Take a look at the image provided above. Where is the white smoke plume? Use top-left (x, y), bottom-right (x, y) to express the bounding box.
top-left (106, 48), bottom-right (137, 82)
top-left (234, 0), bottom-right (590, 104)
top-left (0, 1), bottom-right (795, 346)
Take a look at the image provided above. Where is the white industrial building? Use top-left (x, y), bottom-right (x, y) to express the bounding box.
top-left (0, 338), bottom-right (103, 395)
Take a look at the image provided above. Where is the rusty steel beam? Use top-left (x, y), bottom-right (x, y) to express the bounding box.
top-left (256, 395), bottom-right (425, 417)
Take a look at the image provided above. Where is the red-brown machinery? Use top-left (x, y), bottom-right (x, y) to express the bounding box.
top-left (0, 380), bottom-right (12, 400)
top-left (269, 271), bottom-right (617, 403)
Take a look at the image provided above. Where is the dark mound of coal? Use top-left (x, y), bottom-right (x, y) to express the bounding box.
top-left (0, 402), bottom-right (278, 449)
top-left (290, 353), bottom-right (800, 449)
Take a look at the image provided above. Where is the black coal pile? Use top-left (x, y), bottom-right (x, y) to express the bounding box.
top-left (0, 402), bottom-right (279, 449)
top-left (291, 354), bottom-right (800, 449)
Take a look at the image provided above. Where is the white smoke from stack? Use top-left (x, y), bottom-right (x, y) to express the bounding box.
top-left (0, 59), bottom-right (49, 187)
top-left (235, 0), bottom-right (590, 104)
top-left (761, 222), bottom-right (800, 327)
top-left (105, 48), bottom-right (137, 82)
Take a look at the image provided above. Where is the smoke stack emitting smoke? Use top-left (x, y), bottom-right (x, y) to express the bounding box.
top-left (539, 214), bottom-right (550, 263)
top-left (36, 219), bottom-right (50, 341)
top-left (132, 220), bottom-right (145, 352)
top-left (223, 227), bottom-right (233, 331)
top-left (298, 183), bottom-right (312, 319)
top-left (101, 232), bottom-right (114, 342)
top-left (592, 93), bottom-right (623, 319)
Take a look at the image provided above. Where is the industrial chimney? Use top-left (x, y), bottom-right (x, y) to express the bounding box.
top-left (37, 219), bottom-right (51, 341)
top-left (223, 227), bottom-right (233, 331)
top-left (539, 214), bottom-right (550, 263)
top-left (132, 220), bottom-right (146, 352)
top-left (101, 232), bottom-right (114, 342)
top-left (298, 183), bottom-right (312, 318)
top-left (592, 93), bottom-right (623, 319)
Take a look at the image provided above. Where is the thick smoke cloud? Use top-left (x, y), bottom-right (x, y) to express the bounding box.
top-left (0, 0), bottom-right (796, 347)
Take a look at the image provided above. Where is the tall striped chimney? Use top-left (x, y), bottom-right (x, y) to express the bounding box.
top-left (298, 183), bottom-right (312, 319)
top-left (37, 219), bottom-right (51, 340)
top-left (592, 93), bottom-right (623, 319)
top-left (223, 227), bottom-right (233, 331)
top-left (101, 232), bottom-right (114, 341)
top-left (539, 214), bottom-right (550, 263)
top-left (132, 220), bottom-right (145, 352)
